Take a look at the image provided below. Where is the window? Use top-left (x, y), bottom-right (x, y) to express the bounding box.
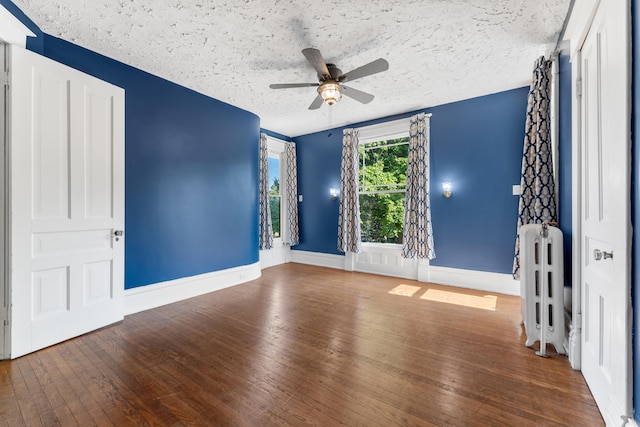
top-left (359, 137), bottom-right (409, 244)
top-left (268, 156), bottom-right (281, 238)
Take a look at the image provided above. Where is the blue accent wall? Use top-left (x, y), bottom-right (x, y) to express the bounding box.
top-left (294, 130), bottom-right (345, 255)
top-left (428, 89), bottom-right (527, 273)
top-left (558, 53), bottom-right (572, 288)
top-left (39, 35), bottom-right (260, 289)
top-left (632, 0), bottom-right (639, 421)
top-left (294, 88), bottom-right (528, 274)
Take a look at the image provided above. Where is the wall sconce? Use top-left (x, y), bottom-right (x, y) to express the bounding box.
top-left (442, 182), bottom-right (452, 198)
top-left (330, 188), bottom-right (339, 200)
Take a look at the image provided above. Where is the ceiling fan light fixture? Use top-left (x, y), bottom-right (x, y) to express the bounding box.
top-left (319, 82), bottom-right (342, 106)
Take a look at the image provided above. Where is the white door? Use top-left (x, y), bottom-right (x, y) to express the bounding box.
top-left (9, 46), bottom-right (125, 358)
top-left (579, 0), bottom-right (631, 423)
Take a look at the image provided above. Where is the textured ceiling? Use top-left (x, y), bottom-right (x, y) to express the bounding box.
top-left (13, 0), bottom-right (571, 137)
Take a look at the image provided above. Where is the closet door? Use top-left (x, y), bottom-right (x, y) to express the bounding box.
top-left (9, 46), bottom-right (124, 358)
top-left (571, 0), bottom-right (631, 423)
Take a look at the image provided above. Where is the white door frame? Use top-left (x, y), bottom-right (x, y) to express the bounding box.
top-left (0, 41), bottom-right (7, 360)
top-left (0, 5), bottom-right (35, 49)
top-left (0, 4), bottom-right (36, 360)
top-left (564, 0), bottom-right (632, 421)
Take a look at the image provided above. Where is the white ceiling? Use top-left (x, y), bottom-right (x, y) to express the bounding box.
top-left (13, 0), bottom-right (571, 137)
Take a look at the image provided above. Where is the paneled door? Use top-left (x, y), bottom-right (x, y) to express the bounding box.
top-left (9, 46), bottom-right (124, 358)
top-left (578, 0), bottom-right (631, 423)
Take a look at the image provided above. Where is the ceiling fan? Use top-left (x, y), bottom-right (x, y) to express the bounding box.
top-left (269, 48), bottom-right (389, 110)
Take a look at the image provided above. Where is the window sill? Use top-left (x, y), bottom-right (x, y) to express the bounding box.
top-left (361, 242), bottom-right (402, 250)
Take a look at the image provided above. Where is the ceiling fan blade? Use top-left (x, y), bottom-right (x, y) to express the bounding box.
top-left (339, 58), bottom-right (389, 82)
top-left (308, 94), bottom-right (324, 110)
top-left (302, 48), bottom-right (331, 78)
top-left (342, 85), bottom-right (375, 104)
top-left (270, 83), bottom-right (319, 89)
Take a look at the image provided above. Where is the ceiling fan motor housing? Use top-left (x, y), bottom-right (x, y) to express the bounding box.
top-left (320, 64), bottom-right (343, 81)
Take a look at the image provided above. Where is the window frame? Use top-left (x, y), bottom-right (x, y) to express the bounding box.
top-left (266, 136), bottom-right (288, 244)
top-left (356, 118), bottom-right (411, 246)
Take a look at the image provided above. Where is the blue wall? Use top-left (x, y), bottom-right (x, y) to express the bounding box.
top-left (294, 129), bottom-right (345, 255)
top-left (294, 88), bottom-right (528, 274)
top-left (39, 35), bottom-right (260, 289)
top-left (558, 53), bottom-right (573, 288)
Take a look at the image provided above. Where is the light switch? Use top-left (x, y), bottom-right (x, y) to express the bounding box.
top-left (512, 185), bottom-right (521, 196)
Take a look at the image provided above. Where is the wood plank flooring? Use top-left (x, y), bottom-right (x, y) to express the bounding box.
top-left (0, 263), bottom-right (603, 426)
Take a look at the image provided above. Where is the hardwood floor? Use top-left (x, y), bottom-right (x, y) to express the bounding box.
top-left (1, 263), bottom-right (603, 426)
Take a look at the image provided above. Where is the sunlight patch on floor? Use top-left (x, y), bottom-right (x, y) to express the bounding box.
top-left (388, 284), bottom-right (422, 297)
top-left (419, 289), bottom-right (497, 311)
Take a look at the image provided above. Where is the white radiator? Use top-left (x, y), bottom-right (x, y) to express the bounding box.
top-left (520, 223), bottom-right (565, 356)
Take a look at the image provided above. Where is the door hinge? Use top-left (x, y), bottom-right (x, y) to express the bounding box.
top-left (575, 78), bottom-right (582, 97)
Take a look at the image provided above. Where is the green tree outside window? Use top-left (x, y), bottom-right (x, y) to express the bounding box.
top-left (359, 138), bottom-right (408, 244)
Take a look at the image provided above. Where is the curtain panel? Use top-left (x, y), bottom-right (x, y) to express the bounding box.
top-left (401, 113), bottom-right (435, 260)
top-left (337, 129), bottom-right (362, 253)
top-left (258, 133), bottom-right (273, 250)
top-left (513, 56), bottom-right (556, 278)
top-left (284, 142), bottom-right (300, 246)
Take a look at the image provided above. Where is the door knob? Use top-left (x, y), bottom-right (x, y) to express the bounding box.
top-left (113, 230), bottom-right (124, 241)
top-left (593, 249), bottom-right (613, 260)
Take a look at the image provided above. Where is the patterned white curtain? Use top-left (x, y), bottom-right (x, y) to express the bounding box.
top-left (284, 142), bottom-right (299, 246)
top-left (401, 113), bottom-right (435, 259)
top-left (258, 133), bottom-right (273, 250)
top-left (513, 56), bottom-right (556, 278)
top-left (337, 129), bottom-right (362, 253)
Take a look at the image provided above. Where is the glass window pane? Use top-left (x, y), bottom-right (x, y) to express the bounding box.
top-left (268, 156), bottom-right (281, 238)
top-left (359, 139), bottom-right (408, 192)
top-left (270, 196), bottom-right (280, 237)
top-left (359, 192), bottom-right (405, 244)
top-left (358, 137), bottom-right (408, 244)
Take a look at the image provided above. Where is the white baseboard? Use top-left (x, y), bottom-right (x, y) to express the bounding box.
top-left (259, 241), bottom-right (291, 269)
top-left (291, 250), bottom-right (519, 296)
top-left (290, 250), bottom-right (345, 269)
top-left (428, 266), bottom-right (520, 296)
top-left (124, 262), bottom-right (261, 315)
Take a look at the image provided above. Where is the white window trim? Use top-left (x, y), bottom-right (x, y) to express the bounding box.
top-left (357, 119), bottom-right (410, 245)
top-left (361, 242), bottom-right (402, 249)
top-left (357, 118), bottom-right (411, 144)
top-left (260, 135), bottom-right (291, 269)
top-left (266, 136), bottom-right (287, 245)
top-left (346, 115), bottom-right (432, 281)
